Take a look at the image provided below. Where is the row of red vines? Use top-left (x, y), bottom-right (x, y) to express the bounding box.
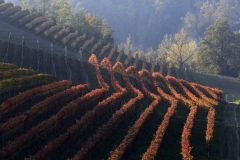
top-left (0, 87), bottom-right (104, 160)
top-left (72, 60), bottom-right (144, 159)
top-left (191, 82), bottom-right (219, 100)
top-left (181, 106), bottom-right (198, 160)
top-left (142, 72), bottom-right (178, 160)
top-left (108, 69), bottom-right (160, 160)
top-left (0, 84), bottom-right (90, 143)
top-left (179, 80), bottom-right (219, 106)
top-left (33, 89), bottom-right (124, 160)
top-left (138, 70), bottom-right (162, 102)
top-left (206, 107), bottom-right (215, 143)
top-left (176, 78), bottom-right (212, 108)
top-left (142, 101), bottom-right (177, 160)
top-left (33, 54), bottom-right (124, 159)
top-left (152, 73), bottom-right (176, 102)
top-left (165, 76), bottom-right (194, 106)
top-left (178, 80), bottom-right (220, 146)
top-left (165, 76), bottom-right (220, 148)
top-left (0, 80), bottom-right (72, 121)
top-left (100, 58), bottom-right (126, 93)
top-left (31, 88), bottom-right (106, 160)
top-left (207, 86), bottom-right (223, 96)
top-left (88, 54), bottom-right (110, 90)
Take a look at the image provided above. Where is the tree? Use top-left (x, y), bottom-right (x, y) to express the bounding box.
top-left (197, 0), bottom-right (216, 37)
top-left (159, 29), bottom-right (197, 69)
top-left (71, 8), bottom-right (87, 30)
top-left (58, 1), bottom-right (72, 25)
top-left (32, 0), bottom-right (51, 16)
top-left (183, 12), bottom-right (197, 37)
top-left (50, 0), bottom-right (72, 25)
top-left (145, 47), bottom-right (158, 61)
top-left (17, 0), bottom-right (32, 10)
top-left (119, 35), bottom-right (135, 55)
top-left (157, 34), bottom-right (173, 61)
top-left (214, 0), bottom-right (240, 27)
top-left (196, 18), bottom-right (239, 77)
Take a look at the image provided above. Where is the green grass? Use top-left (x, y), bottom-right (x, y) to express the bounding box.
top-left (234, 96), bottom-right (240, 104)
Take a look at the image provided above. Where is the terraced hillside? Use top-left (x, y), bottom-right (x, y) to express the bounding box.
top-left (0, 1), bottom-right (235, 159)
top-left (0, 54), bottom-right (224, 160)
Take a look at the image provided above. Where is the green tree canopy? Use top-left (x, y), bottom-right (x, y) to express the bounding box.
top-left (50, 0), bottom-right (72, 25)
top-left (196, 18), bottom-right (240, 77)
top-left (158, 29), bottom-right (197, 69)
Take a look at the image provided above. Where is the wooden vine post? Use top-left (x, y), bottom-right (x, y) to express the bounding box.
top-left (133, 52), bottom-right (139, 68)
top-left (116, 48), bottom-right (124, 62)
top-left (124, 50), bottom-right (132, 67)
top-left (150, 57), bottom-right (155, 73)
top-left (107, 45), bottom-right (118, 60)
top-left (99, 42), bottom-right (111, 57)
top-left (157, 60), bottom-right (163, 74)
top-left (142, 55), bottom-right (146, 70)
top-left (167, 63), bottom-right (171, 76)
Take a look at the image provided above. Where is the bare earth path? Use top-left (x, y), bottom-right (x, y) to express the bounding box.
top-left (222, 103), bottom-right (240, 160)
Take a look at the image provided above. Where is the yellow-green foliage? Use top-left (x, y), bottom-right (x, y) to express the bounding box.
top-left (26, 16), bottom-right (47, 29)
top-left (233, 95), bottom-right (240, 104)
top-left (0, 3), bottom-right (13, 13)
top-left (1, 6), bottom-right (21, 18)
top-left (53, 26), bottom-right (71, 41)
top-left (35, 20), bottom-right (54, 33)
top-left (81, 36), bottom-right (95, 51)
top-left (91, 40), bottom-right (102, 53)
top-left (61, 30), bottom-right (78, 45)
top-left (10, 9), bottom-right (30, 21)
top-left (44, 24), bottom-right (62, 37)
top-left (18, 13), bottom-right (38, 25)
top-left (70, 33), bottom-right (86, 49)
top-left (0, 63), bottom-right (17, 71)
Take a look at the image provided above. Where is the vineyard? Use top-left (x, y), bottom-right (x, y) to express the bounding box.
top-left (0, 53), bottom-right (224, 160)
top-left (0, 1), bottom-right (229, 160)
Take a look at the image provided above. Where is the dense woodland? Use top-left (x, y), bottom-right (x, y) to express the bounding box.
top-left (8, 0), bottom-right (240, 77)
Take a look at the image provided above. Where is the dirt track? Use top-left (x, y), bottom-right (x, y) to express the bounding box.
top-left (222, 103), bottom-right (240, 160)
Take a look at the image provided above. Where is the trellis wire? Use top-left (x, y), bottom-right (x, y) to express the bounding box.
top-left (3, 32), bottom-right (11, 63)
top-left (78, 49), bottom-right (89, 84)
top-left (64, 46), bottom-right (72, 81)
top-left (37, 39), bottom-right (40, 72)
top-left (51, 43), bottom-right (57, 78)
top-left (20, 36), bottom-right (25, 68)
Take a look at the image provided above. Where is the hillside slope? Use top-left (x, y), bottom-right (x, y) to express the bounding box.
top-left (0, 55), bottom-right (224, 160)
top-left (195, 73), bottom-right (240, 96)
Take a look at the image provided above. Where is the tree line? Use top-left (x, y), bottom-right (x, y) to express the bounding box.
top-left (121, 18), bottom-right (240, 78)
top-left (67, 0), bottom-right (240, 49)
top-left (16, 0), bottom-right (114, 42)
top-left (13, 0), bottom-right (240, 78)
